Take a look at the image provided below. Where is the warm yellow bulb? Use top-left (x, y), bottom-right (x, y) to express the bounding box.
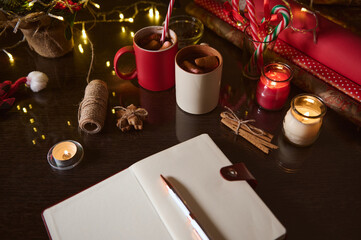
top-left (121, 26), bottom-right (125, 33)
top-left (3, 50), bottom-right (14, 63)
top-left (78, 44), bottom-right (84, 53)
top-left (48, 13), bottom-right (64, 21)
top-left (119, 13), bottom-right (124, 20)
top-left (128, 18), bottom-right (134, 23)
top-left (82, 29), bottom-right (87, 39)
top-left (130, 31), bottom-right (135, 37)
top-left (149, 8), bottom-right (154, 18)
top-left (106, 61), bottom-right (110, 67)
top-left (155, 9), bottom-right (160, 19)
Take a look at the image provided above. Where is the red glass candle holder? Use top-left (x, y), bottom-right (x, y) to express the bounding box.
top-left (256, 62), bottom-right (293, 110)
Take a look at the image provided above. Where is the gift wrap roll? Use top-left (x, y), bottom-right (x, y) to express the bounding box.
top-left (78, 80), bottom-right (108, 134)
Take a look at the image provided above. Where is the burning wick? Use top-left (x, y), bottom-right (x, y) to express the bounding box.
top-left (62, 150), bottom-right (72, 160)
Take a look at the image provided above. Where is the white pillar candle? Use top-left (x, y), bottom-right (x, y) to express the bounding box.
top-left (282, 94), bottom-right (326, 146)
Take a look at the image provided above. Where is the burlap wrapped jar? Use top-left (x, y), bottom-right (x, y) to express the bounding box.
top-left (3, 12), bottom-right (74, 58)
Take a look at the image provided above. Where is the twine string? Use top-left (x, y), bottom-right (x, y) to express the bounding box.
top-left (223, 106), bottom-right (265, 136)
top-left (78, 80), bottom-right (108, 134)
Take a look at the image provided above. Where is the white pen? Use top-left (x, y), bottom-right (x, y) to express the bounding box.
top-left (160, 174), bottom-right (210, 240)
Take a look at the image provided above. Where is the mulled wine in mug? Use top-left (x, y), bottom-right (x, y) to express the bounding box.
top-left (175, 44), bottom-right (223, 114)
top-left (113, 26), bottom-right (178, 91)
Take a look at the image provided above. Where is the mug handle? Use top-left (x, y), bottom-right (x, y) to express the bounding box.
top-left (113, 45), bottom-right (137, 80)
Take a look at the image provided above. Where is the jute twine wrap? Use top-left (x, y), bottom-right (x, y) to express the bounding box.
top-left (78, 80), bottom-right (108, 134)
top-left (0, 12), bottom-right (73, 58)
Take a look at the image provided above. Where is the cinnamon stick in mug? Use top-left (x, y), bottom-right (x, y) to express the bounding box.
top-left (195, 56), bottom-right (219, 70)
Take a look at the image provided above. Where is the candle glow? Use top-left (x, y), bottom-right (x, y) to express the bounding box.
top-left (48, 140), bottom-right (84, 170)
top-left (256, 63), bottom-right (293, 110)
top-left (52, 141), bottom-right (77, 161)
top-left (283, 94), bottom-right (326, 146)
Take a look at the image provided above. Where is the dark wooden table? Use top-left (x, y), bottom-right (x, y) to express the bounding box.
top-left (0, 1), bottom-right (360, 239)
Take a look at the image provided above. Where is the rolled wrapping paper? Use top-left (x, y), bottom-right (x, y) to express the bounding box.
top-left (186, 1), bottom-right (361, 127)
top-left (254, 0), bottom-right (361, 86)
top-left (78, 80), bottom-right (108, 134)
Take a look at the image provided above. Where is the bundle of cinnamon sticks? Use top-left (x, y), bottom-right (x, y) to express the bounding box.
top-left (220, 111), bottom-right (278, 154)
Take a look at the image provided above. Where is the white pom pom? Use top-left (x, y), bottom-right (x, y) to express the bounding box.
top-left (26, 71), bottom-right (49, 92)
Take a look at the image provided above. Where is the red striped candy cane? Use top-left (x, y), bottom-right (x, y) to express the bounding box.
top-left (246, 0), bottom-right (260, 45)
top-left (232, 0), bottom-right (239, 12)
top-left (161, 0), bottom-right (175, 43)
top-left (253, 5), bottom-right (290, 68)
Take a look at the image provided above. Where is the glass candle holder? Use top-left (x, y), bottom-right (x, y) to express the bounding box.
top-left (242, 25), bottom-right (277, 80)
top-left (47, 140), bottom-right (84, 170)
top-left (256, 62), bottom-right (293, 110)
top-left (282, 94), bottom-right (327, 146)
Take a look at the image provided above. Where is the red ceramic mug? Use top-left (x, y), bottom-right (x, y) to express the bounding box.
top-left (113, 26), bottom-right (178, 91)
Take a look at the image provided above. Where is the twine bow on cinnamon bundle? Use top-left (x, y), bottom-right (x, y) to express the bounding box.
top-left (114, 104), bottom-right (148, 132)
top-left (221, 107), bottom-right (278, 154)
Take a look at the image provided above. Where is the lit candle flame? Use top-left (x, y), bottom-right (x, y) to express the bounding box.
top-left (305, 98), bottom-right (315, 104)
top-left (62, 150), bottom-right (72, 160)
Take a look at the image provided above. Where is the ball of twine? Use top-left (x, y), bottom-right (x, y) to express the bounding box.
top-left (78, 80), bottom-right (108, 134)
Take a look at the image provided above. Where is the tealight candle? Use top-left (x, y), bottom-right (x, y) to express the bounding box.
top-left (256, 62), bottom-right (293, 110)
top-left (52, 142), bottom-right (77, 165)
top-left (282, 94), bottom-right (326, 146)
top-left (47, 140), bottom-right (84, 170)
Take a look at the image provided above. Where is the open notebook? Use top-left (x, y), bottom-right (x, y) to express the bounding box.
top-left (42, 134), bottom-right (286, 240)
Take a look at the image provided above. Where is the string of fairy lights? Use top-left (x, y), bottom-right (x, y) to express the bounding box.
top-left (1, 1), bottom-right (165, 65)
top-left (1, 1), bottom-right (166, 145)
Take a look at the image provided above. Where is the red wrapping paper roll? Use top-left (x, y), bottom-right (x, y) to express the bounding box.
top-left (253, 0), bottom-right (361, 86)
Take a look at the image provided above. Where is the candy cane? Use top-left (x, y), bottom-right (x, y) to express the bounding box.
top-left (161, 0), bottom-right (175, 43)
top-left (253, 5), bottom-right (290, 68)
top-left (232, 0), bottom-right (239, 12)
top-left (246, 0), bottom-right (260, 45)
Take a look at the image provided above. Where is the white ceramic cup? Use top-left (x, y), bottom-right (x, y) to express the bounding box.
top-left (175, 45), bottom-right (223, 114)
